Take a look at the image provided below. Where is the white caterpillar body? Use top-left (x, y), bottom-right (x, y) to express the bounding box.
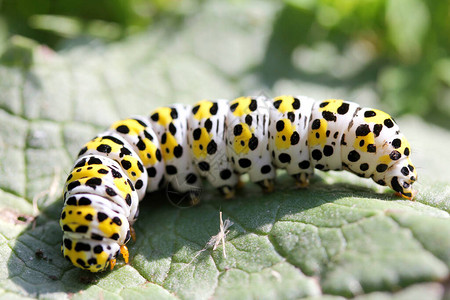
top-left (60, 95), bottom-right (417, 272)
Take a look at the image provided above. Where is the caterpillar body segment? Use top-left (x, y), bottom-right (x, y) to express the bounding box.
top-left (308, 99), bottom-right (360, 172)
top-left (77, 132), bottom-right (148, 200)
top-left (268, 95), bottom-right (315, 187)
top-left (64, 155), bottom-right (140, 220)
top-left (188, 99), bottom-right (239, 198)
top-left (60, 95), bottom-right (417, 272)
top-left (109, 116), bottom-right (166, 193)
top-left (149, 104), bottom-right (202, 200)
top-left (226, 96), bottom-right (276, 192)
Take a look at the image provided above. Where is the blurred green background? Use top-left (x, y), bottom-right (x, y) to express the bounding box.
top-left (0, 0), bottom-right (449, 127)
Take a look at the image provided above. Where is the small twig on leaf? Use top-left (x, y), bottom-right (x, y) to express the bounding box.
top-left (179, 211), bottom-right (233, 273)
top-left (207, 211), bottom-right (233, 258)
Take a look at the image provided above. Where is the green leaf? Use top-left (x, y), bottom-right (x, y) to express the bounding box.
top-left (386, 0), bottom-right (430, 62)
top-left (0, 1), bottom-right (449, 299)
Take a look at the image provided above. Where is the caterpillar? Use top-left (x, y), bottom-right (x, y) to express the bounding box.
top-left (60, 95), bottom-right (418, 272)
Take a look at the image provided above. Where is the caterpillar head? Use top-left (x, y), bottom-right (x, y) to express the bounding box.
top-left (61, 235), bottom-right (121, 272)
top-left (376, 157), bottom-right (417, 200)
